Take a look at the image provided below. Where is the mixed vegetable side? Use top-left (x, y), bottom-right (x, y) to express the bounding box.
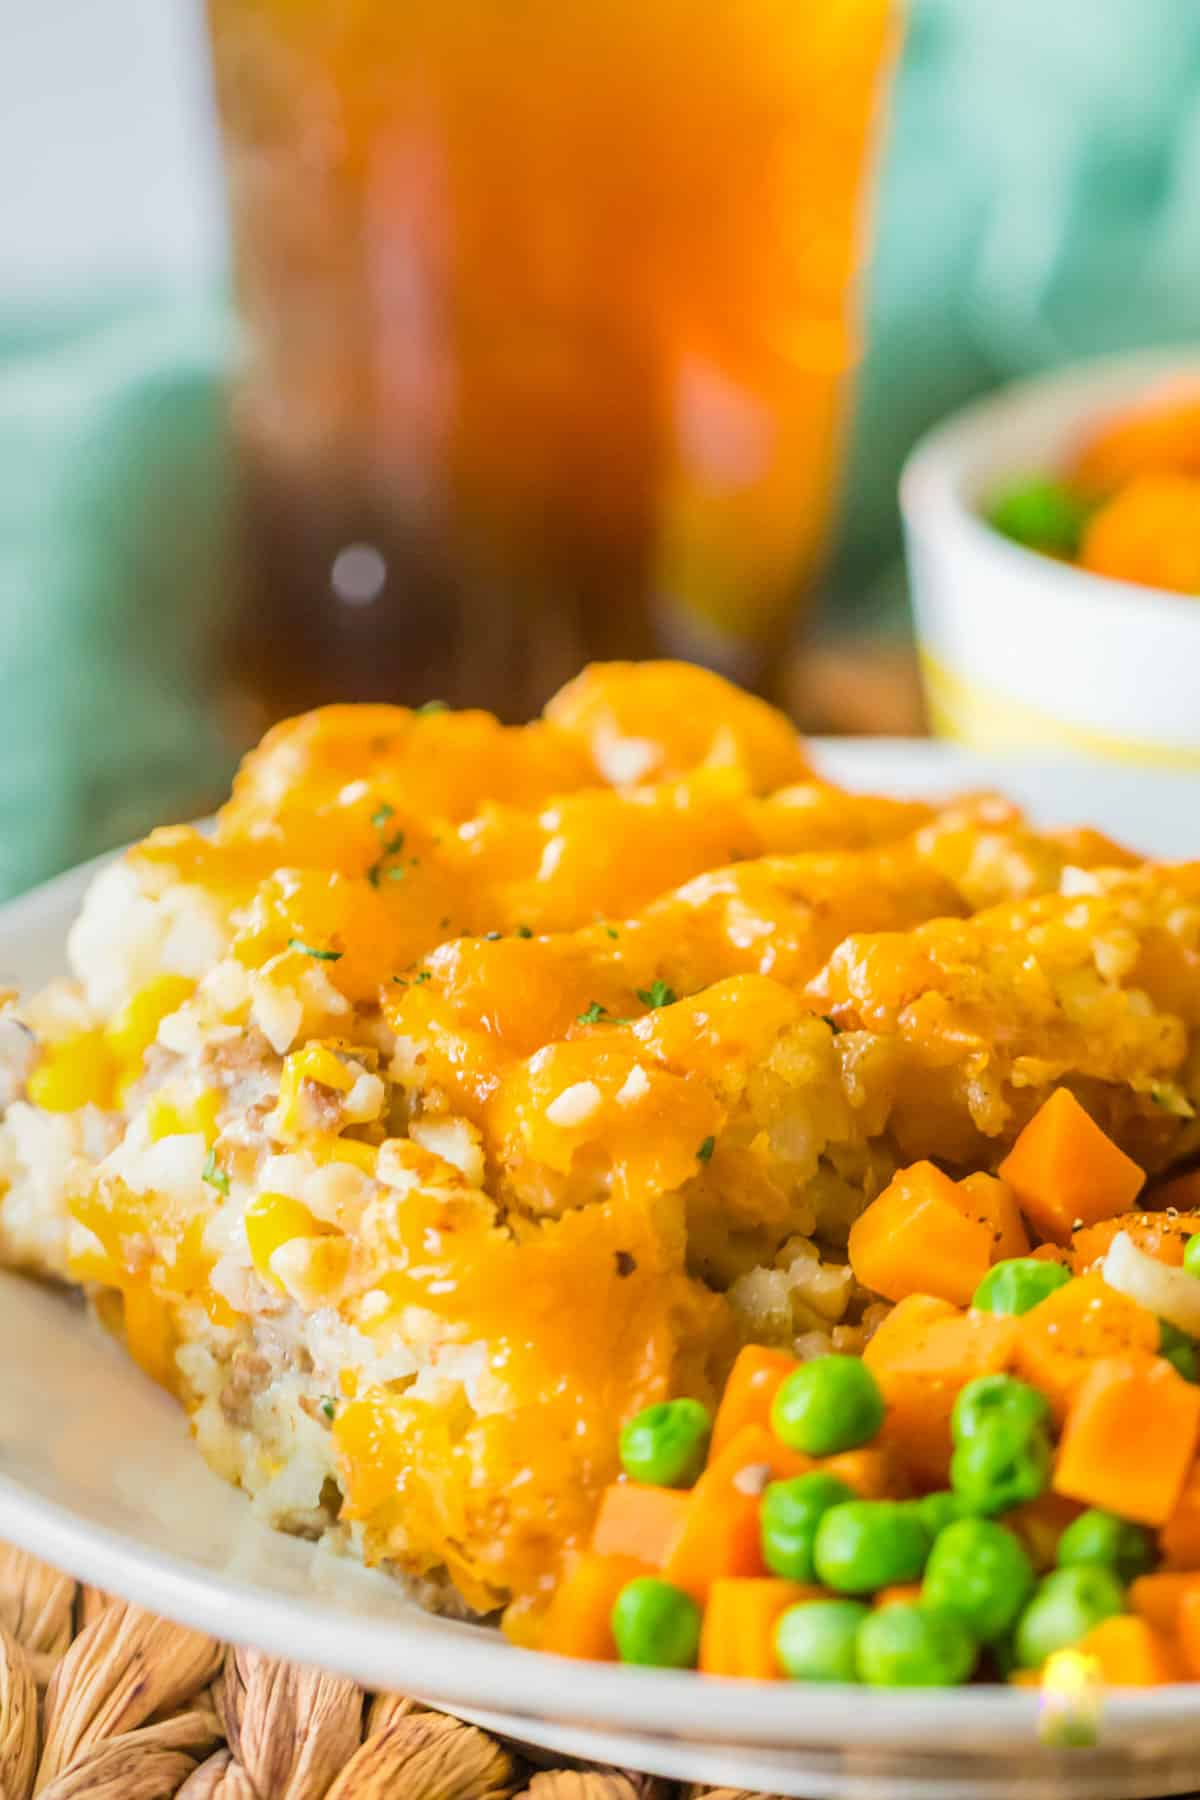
top-left (986, 377), bottom-right (1200, 595)
top-left (539, 1086), bottom-right (1200, 1687)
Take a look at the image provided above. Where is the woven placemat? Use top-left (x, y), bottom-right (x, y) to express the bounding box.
top-left (0, 1541), bottom-right (763, 1799)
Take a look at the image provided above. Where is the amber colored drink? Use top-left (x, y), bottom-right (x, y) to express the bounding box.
top-left (208, 0), bottom-right (898, 724)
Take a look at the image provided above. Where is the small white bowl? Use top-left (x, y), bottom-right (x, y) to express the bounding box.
top-left (901, 348), bottom-right (1200, 768)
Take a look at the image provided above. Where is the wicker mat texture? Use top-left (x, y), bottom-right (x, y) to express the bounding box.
top-left (0, 1539), bottom-right (773, 1799)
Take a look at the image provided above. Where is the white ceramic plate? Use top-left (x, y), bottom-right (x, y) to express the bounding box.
top-left (3, 742), bottom-right (1200, 1800)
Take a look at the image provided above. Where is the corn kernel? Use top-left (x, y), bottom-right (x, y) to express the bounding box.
top-left (272, 1042), bottom-right (361, 1139)
top-left (204, 1290), bottom-right (240, 1329)
top-left (28, 1030), bottom-right (117, 1113)
top-left (245, 1191), bottom-right (326, 1289)
top-left (313, 1137), bottom-right (379, 1174)
top-left (146, 1087), bottom-right (221, 1145)
top-left (105, 975), bottom-right (195, 1065)
top-left (291, 1044), bottom-right (357, 1093)
top-left (270, 1234), bottom-right (351, 1308)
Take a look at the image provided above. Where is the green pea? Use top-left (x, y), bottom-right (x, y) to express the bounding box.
top-left (951, 1415), bottom-right (1050, 1516)
top-left (1184, 1235), bottom-right (1200, 1280)
top-left (770, 1356), bottom-right (885, 1457)
top-left (857, 1602), bottom-right (977, 1688)
top-left (1056, 1509), bottom-right (1155, 1585)
top-left (951, 1374), bottom-right (1050, 1444)
top-left (813, 1501), bottom-right (931, 1596)
top-left (971, 1259), bottom-right (1072, 1317)
top-left (1013, 1566), bottom-right (1126, 1669)
top-left (611, 1577), bottom-right (702, 1668)
top-left (986, 478), bottom-right (1093, 559)
top-left (760, 1472), bottom-right (854, 1582)
top-left (775, 1599), bottom-right (868, 1683)
top-left (922, 1517), bottom-right (1035, 1642)
top-left (1160, 1318), bottom-right (1200, 1382)
top-left (619, 1399), bottom-right (711, 1488)
top-left (913, 1491), bottom-right (963, 1540)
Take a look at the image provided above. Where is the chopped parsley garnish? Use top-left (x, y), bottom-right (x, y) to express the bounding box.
top-left (577, 1001), bottom-right (608, 1025)
top-left (606, 927), bottom-right (620, 940)
top-left (367, 807), bottom-right (407, 885)
top-left (636, 979), bottom-right (678, 1010)
top-left (697, 1136), bottom-right (715, 1163)
top-left (484, 931), bottom-right (502, 941)
top-left (288, 938), bottom-right (343, 962)
top-left (321, 1398), bottom-right (337, 1421)
top-left (821, 1014), bottom-right (843, 1034)
top-left (614, 1250), bottom-right (637, 1278)
top-left (414, 970), bottom-right (432, 984)
top-left (202, 1148), bottom-right (230, 1196)
top-left (416, 698), bottom-right (448, 716)
top-left (384, 863), bottom-right (408, 881)
top-left (517, 924), bottom-right (533, 938)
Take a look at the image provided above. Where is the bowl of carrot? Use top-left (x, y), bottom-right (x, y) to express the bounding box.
top-left (901, 349), bottom-right (1200, 768)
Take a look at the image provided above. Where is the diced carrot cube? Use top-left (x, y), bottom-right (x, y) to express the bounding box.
top-left (1159, 1462), bottom-right (1200, 1570)
top-left (709, 1347), bottom-right (798, 1459)
top-left (822, 1445), bottom-right (903, 1500)
top-left (1054, 1355), bottom-right (1200, 1527)
top-left (1070, 380), bottom-right (1200, 491)
top-left (541, 1553), bottom-right (648, 1660)
top-left (1072, 1210), bottom-right (1200, 1276)
top-left (998, 1089), bottom-right (1146, 1245)
top-left (590, 1483), bottom-right (691, 1567)
top-left (862, 1294), bottom-right (957, 1364)
top-left (1012, 1273), bottom-right (1160, 1424)
top-left (865, 1305), bottom-right (1019, 1488)
top-left (848, 1162), bottom-right (994, 1307)
top-left (699, 1578), bottom-right (818, 1679)
top-left (1079, 474), bottom-right (1200, 596)
top-left (955, 1173), bottom-right (1030, 1262)
top-left (662, 1486), bottom-right (765, 1602)
top-left (1130, 1571), bottom-right (1200, 1635)
top-left (1077, 1614), bottom-right (1185, 1687)
top-left (702, 1424), bottom-right (813, 1496)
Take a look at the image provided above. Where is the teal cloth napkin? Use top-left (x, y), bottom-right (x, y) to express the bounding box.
top-left (0, 300), bottom-right (237, 898)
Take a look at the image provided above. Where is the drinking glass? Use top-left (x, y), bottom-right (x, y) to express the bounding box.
top-left (207, 0), bottom-right (900, 724)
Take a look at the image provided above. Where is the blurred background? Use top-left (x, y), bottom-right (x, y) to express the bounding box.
top-left (2, 0), bottom-right (1198, 897)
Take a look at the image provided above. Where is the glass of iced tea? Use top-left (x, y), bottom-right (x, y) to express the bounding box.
top-left (207, 0), bottom-right (900, 725)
